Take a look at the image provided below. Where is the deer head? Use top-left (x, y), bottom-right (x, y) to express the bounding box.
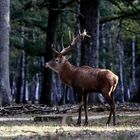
top-left (45, 30), bottom-right (90, 73)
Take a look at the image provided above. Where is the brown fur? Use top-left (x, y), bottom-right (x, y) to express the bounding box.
top-left (46, 56), bottom-right (118, 126)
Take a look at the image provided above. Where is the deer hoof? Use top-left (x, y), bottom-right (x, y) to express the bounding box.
top-left (76, 120), bottom-right (81, 126)
top-left (113, 122), bottom-right (116, 126)
top-left (106, 123), bottom-right (109, 127)
top-left (84, 121), bottom-right (88, 126)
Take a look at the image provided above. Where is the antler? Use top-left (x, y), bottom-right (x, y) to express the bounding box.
top-left (51, 30), bottom-right (90, 55)
top-left (51, 44), bottom-right (60, 54)
top-left (60, 29), bottom-right (91, 55)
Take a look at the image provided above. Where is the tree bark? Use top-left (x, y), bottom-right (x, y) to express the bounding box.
top-left (75, 3), bottom-right (81, 67)
top-left (108, 28), bottom-right (113, 70)
top-left (0, 0), bottom-right (12, 106)
top-left (80, 0), bottom-right (100, 104)
top-left (118, 39), bottom-right (125, 103)
top-left (15, 50), bottom-right (27, 103)
top-left (40, 0), bottom-right (59, 105)
top-left (131, 36), bottom-right (136, 88)
top-left (35, 74), bottom-right (40, 103)
top-left (101, 23), bottom-right (106, 68)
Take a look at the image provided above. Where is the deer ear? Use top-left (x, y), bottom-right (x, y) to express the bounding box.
top-left (65, 55), bottom-right (71, 60)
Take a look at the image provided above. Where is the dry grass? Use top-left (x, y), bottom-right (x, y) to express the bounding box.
top-left (0, 124), bottom-right (140, 138)
top-left (0, 125), bottom-right (139, 138)
top-left (0, 110), bottom-right (139, 139)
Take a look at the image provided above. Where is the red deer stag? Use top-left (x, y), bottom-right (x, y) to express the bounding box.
top-left (45, 30), bottom-right (118, 126)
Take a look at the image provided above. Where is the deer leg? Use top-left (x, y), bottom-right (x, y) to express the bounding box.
top-left (112, 106), bottom-right (116, 125)
top-left (106, 98), bottom-right (115, 126)
top-left (103, 94), bottom-right (115, 126)
top-left (111, 93), bottom-right (116, 125)
top-left (77, 95), bottom-right (84, 125)
top-left (83, 93), bottom-right (88, 126)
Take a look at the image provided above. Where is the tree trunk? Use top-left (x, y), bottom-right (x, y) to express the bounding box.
top-left (108, 28), bottom-right (113, 70)
top-left (128, 36), bottom-right (137, 101)
top-left (10, 72), bottom-right (16, 99)
top-left (51, 72), bottom-right (60, 105)
top-left (30, 76), bottom-right (36, 104)
top-left (15, 27), bottom-right (27, 104)
top-left (101, 23), bottom-right (106, 68)
top-left (75, 3), bottom-right (81, 67)
top-left (21, 51), bottom-right (27, 103)
top-left (35, 74), bottom-right (40, 103)
top-left (40, 0), bottom-right (59, 105)
top-left (131, 36), bottom-right (136, 88)
top-left (0, 0), bottom-right (12, 106)
top-left (80, 0), bottom-right (100, 104)
top-left (15, 50), bottom-right (27, 103)
top-left (118, 39), bottom-right (124, 103)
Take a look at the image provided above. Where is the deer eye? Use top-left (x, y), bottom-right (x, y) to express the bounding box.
top-left (55, 59), bottom-right (59, 63)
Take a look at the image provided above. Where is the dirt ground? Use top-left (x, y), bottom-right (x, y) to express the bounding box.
top-left (0, 103), bottom-right (139, 140)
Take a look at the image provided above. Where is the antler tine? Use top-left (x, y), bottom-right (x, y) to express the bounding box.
top-left (51, 44), bottom-right (60, 54)
top-left (79, 30), bottom-right (81, 35)
top-left (60, 29), bottom-right (91, 55)
top-left (83, 29), bottom-right (91, 38)
top-left (61, 35), bottom-right (64, 50)
top-left (71, 29), bottom-right (91, 46)
top-left (68, 29), bottom-right (72, 43)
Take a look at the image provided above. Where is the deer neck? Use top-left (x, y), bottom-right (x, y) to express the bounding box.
top-left (59, 61), bottom-right (76, 85)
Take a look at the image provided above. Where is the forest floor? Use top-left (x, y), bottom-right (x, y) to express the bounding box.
top-left (0, 102), bottom-right (139, 140)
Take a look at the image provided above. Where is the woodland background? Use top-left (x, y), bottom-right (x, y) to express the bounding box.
top-left (0, 0), bottom-right (140, 106)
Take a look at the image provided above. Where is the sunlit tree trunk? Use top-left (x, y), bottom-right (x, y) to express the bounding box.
top-left (51, 72), bottom-right (60, 105)
top-left (0, 0), bottom-right (12, 106)
top-left (30, 76), bottom-right (37, 104)
top-left (35, 74), bottom-right (40, 103)
top-left (10, 72), bottom-right (16, 99)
